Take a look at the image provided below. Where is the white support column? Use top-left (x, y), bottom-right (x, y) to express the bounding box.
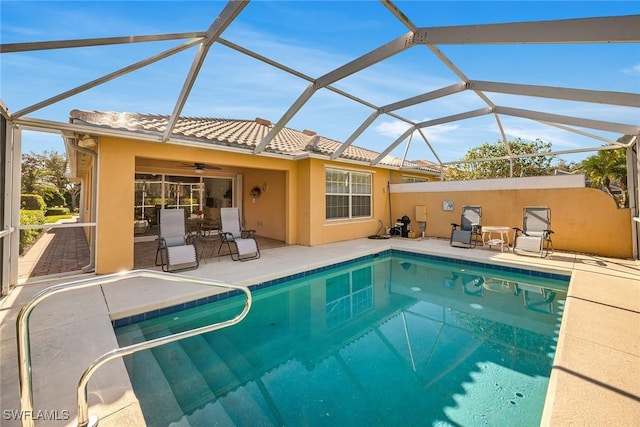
top-left (493, 113), bottom-right (513, 177)
top-left (8, 125), bottom-right (21, 289)
top-left (1, 116), bottom-right (9, 296)
top-left (628, 143), bottom-right (639, 259)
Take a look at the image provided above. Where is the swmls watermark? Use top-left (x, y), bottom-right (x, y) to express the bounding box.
top-left (3, 409), bottom-right (71, 421)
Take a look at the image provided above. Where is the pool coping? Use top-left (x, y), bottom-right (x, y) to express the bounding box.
top-left (111, 248), bottom-right (571, 328)
top-left (1, 237), bottom-right (638, 426)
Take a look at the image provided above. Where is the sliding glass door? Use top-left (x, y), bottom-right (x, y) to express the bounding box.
top-left (134, 173), bottom-right (234, 239)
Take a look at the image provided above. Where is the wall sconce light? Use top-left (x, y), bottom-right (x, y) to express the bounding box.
top-left (262, 182), bottom-right (268, 192)
top-left (251, 186), bottom-right (262, 203)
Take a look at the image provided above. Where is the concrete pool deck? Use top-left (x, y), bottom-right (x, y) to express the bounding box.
top-left (1, 237), bottom-right (638, 426)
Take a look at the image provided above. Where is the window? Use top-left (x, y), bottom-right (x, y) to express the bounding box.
top-left (325, 266), bottom-right (373, 328)
top-left (402, 175), bottom-right (428, 183)
top-left (325, 169), bottom-right (372, 219)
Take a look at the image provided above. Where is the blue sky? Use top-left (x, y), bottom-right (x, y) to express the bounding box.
top-left (1, 1), bottom-right (639, 164)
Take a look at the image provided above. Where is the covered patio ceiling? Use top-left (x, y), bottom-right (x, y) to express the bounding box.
top-left (1, 1), bottom-right (639, 169)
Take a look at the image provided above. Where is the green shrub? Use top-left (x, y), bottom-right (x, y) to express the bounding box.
top-left (21, 194), bottom-right (46, 211)
top-left (19, 209), bottom-right (46, 254)
top-left (41, 188), bottom-right (66, 208)
top-left (45, 207), bottom-right (70, 216)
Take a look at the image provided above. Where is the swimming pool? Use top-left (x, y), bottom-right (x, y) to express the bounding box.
top-left (115, 251), bottom-right (568, 426)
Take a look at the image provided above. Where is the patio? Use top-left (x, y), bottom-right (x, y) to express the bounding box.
top-left (2, 237), bottom-right (638, 426)
top-left (17, 224), bottom-right (286, 282)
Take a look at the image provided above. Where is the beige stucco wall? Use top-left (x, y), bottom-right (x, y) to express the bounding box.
top-left (390, 187), bottom-right (632, 258)
top-left (240, 168), bottom-right (287, 242)
top-left (94, 137), bottom-right (414, 273)
top-left (95, 137), bottom-right (301, 274)
top-left (96, 138), bottom-right (136, 273)
top-left (303, 159), bottom-right (397, 245)
top-left (94, 135), bottom-right (631, 272)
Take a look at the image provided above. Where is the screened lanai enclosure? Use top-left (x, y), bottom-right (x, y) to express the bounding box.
top-left (1, 1), bottom-right (639, 293)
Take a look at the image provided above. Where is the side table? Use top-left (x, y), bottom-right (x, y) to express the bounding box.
top-left (198, 231), bottom-right (221, 263)
top-left (481, 226), bottom-right (512, 252)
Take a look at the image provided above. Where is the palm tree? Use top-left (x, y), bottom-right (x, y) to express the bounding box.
top-left (578, 148), bottom-right (627, 207)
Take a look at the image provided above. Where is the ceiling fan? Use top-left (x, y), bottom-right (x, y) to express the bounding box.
top-left (180, 162), bottom-right (222, 173)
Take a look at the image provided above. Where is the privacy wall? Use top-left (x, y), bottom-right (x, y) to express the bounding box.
top-left (390, 175), bottom-right (632, 259)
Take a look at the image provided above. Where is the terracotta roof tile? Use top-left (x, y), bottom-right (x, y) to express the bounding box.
top-left (69, 110), bottom-right (434, 172)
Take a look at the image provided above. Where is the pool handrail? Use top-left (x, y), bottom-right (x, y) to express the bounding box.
top-left (16, 269), bottom-right (253, 427)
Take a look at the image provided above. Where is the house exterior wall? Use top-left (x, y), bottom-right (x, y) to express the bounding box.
top-left (390, 185), bottom-right (632, 258)
top-left (94, 133), bottom-right (631, 272)
top-left (93, 137), bottom-right (421, 273)
top-left (95, 137), bottom-right (302, 274)
top-left (304, 159), bottom-right (399, 245)
top-left (96, 137), bottom-right (136, 273)
top-left (240, 167), bottom-right (287, 241)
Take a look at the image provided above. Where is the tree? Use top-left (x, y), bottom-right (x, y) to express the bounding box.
top-left (445, 138), bottom-right (557, 180)
top-left (21, 150), bottom-right (78, 208)
top-left (578, 148), bottom-right (627, 207)
top-left (21, 152), bottom-right (53, 194)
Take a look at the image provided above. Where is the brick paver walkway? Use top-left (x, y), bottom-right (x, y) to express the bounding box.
top-left (19, 225), bottom-right (286, 280)
top-left (18, 225), bottom-right (90, 280)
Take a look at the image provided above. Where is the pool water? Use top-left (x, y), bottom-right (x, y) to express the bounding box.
top-left (115, 253), bottom-right (568, 427)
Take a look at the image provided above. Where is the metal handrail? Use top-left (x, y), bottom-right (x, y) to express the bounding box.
top-left (16, 269), bottom-right (253, 427)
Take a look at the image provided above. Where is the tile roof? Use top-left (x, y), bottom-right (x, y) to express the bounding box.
top-left (69, 110), bottom-right (437, 173)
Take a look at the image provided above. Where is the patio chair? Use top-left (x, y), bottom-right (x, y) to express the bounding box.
top-left (155, 209), bottom-right (199, 272)
top-left (450, 205), bottom-right (482, 248)
top-left (513, 206), bottom-right (554, 257)
top-left (218, 207), bottom-right (260, 261)
top-left (515, 283), bottom-right (556, 314)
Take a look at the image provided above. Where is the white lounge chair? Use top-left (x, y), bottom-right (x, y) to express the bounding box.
top-left (513, 206), bottom-right (554, 257)
top-left (155, 209), bottom-right (199, 272)
top-left (218, 207), bottom-right (260, 261)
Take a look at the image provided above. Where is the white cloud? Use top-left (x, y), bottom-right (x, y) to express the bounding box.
top-left (374, 120), bottom-right (412, 138)
top-left (622, 63), bottom-right (640, 76)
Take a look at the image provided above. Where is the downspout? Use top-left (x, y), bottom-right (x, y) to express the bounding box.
top-left (64, 137), bottom-right (97, 273)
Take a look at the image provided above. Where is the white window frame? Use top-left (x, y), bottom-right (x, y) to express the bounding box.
top-left (325, 168), bottom-right (372, 220)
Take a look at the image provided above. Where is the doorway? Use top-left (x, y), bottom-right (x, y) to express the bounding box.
top-left (133, 173), bottom-right (235, 240)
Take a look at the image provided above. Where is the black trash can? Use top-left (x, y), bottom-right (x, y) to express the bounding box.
top-left (398, 215), bottom-right (411, 238)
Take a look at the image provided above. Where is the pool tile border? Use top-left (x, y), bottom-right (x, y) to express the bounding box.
top-left (112, 249), bottom-right (570, 328)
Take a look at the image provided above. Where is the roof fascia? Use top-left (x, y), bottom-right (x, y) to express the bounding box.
top-left (300, 151), bottom-right (436, 175)
top-left (15, 116), bottom-right (428, 172)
